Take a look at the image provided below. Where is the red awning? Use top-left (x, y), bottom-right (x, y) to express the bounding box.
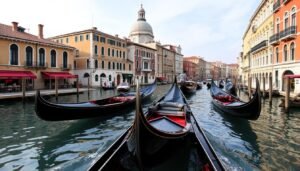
top-left (0, 70), bottom-right (36, 79)
top-left (42, 72), bottom-right (78, 79)
top-left (284, 74), bottom-right (300, 79)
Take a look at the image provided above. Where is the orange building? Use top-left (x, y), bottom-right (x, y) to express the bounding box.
top-left (183, 60), bottom-right (197, 80)
top-left (270, 0), bottom-right (300, 92)
top-left (0, 22), bottom-right (75, 91)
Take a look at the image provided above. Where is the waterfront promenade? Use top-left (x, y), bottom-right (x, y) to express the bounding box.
top-left (0, 88), bottom-right (91, 100)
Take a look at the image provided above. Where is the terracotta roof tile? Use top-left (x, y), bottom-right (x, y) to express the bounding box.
top-left (0, 23), bottom-right (74, 49)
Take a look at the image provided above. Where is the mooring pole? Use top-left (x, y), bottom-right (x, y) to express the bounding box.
top-left (285, 77), bottom-right (290, 112)
top-left (269, 76), bottom-right (272, 104)
top-left (262, 77), bottom-right (266, 98)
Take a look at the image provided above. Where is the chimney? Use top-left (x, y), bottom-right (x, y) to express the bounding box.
top-left (38, 24), bottom-right (44, 39)
top-left (12, 22), bottom-right (18, 31)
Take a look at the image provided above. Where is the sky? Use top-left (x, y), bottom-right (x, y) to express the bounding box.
top-left (1, 0), bottom-right (261, 63)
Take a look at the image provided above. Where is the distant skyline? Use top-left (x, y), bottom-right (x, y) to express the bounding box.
top-left (1, 0), bottom-right (261, 63)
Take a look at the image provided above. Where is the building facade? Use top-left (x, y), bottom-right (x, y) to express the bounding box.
top-left (50, 28), bottom-right (133, 87)
top-left (0, 22), bottom-right (75, 90)
top-left (183, 61), bottom-right (197, 80)
top-left (127, 41), bottom-right (156, 84)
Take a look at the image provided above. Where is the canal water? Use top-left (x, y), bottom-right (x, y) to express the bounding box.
top-left (0, 85), bottom-right (299, 170)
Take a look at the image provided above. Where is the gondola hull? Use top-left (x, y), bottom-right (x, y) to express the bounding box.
top-left (35, 81), bottom-right (156, 121)
top-left (88, 79), bottom-right (225, 171)
top-left (210, 78), bottom-right (261, 120)
top-left (180, 81), bottom-right (197, 94)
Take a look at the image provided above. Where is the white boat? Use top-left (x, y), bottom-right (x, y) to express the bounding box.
top-left (117, 82), bottom-right (130, 92)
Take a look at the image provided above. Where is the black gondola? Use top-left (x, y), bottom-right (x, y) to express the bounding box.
top-left (210, 78), bottom-right (261, 120)
top-left (88, 79), bottom-right (225, 171)
top-left (180, 80), bottom-right (197, 94)
top-left (35, 80), bottom-right (156, 121)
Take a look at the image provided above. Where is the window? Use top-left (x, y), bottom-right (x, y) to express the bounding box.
top-left (95, 74), bottom-right (99, 82)
top-left (123, 51), bottom-right (125, 58)
top-left (290, 42), bottom-right (295, 60)
top-left (86, 34), bottom-right (89, 40)
top-left (95, 45), bottom-right (98, 55)
top-left (291, 7), bottom-right (296, 26)
top-left (95, 60), bottom-right (98, 68)
top-left (50, 50), bottom-right (56, 67)
top-left (109, 75), bottom-right (112, 81)
top-left (66, 37), bottom-right (69, 43)
top-left (116, 50), bottom-right (118, 57)
top-left (117, 63), bottom-right (119, 70)
top-left (276, 47), bottom-right (279, 63)
top-left (26, 46), bottom-right (33, 66)
top-left (284, 45), bottom-right (288, 61)
top-left (102, 61), bottom-right (104, 69)
top-left (80, 35), bottom-right (83, 41)
top-left (108, 48), bottom-right (110, 56)
top-left (112, 49), bottom-right (114, 57)
top-left (87, 59), bottom-right (90, 69)
top-left (113, 62), bottom-right (115, 69)
top-left (123, 64), bottom-right (125, 70)
top-left (100, 37), bottom-right (105, 43)
top-left (284, 12), bottom-right (289, 29)
top-left (10, 44), bottom-right (18, 65)
top-left (108, 62), bottom-right (111, 69)
top-left (74, 61), bottom-right (77, 69)
top-left (276, 18), bottom-right (280, 33)
top-left (101, 47), bottom-right (104, 56)
top-left (63, 52), bottom-right (68, 68)
top-left (75, 36), bottom-right (78, 42)
top-left (39, 48), bottom-right (45, 66)
top-left (129, 64), bottom-right (131, 70)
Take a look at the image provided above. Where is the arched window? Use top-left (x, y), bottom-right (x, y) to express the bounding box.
top-left (275, 47), bottom-right (279, 63)
top-left (116, 50), bottom-right (119, 57)
top-left (95, 74), bottom-right (99, 82)
top-left (95, 60), bottom-right (98, 68)
top-left (109, 75), bottom-right (112, 81)
top-left (39, 48), bottom-right (45, 66)
top-left (129, 64), bottom-right (131, 71)
top-left (123, 64), bottom-right (125, 70)
top-left (112, 49), bottom-right (115, 57)
top-left (108, 48), bottom-right (110, 56)
top-left (113, 62), bottom-right (115, 69)
top-left (276, 18), bottom-right (280, 33)
top-left (117, 63), bottom-right (119, 70)
top-left (291, 7), bottom-right (296, 26)
top-left (284, 12), bottom-right (289, 29)
top-left (63, 52), bottom-right (68, 68)
top-left (50, 50), bottom-right (56, 67)
top-left (26, 46), bottom-right (33, 66)
top-left (95, 45), bottom-right (98, 55)
top-left (102, 61), bottom-right (104, 69)
top-left (108, 62), bottom-right (111, 69)
top-left (101, 47), bottom-right (104, 56)
top-left (123, 51), bottom-right (125, 58)
top-left (10, 44), bottom-right (18, 65)
top-left (290, 42), bottom-right (295, 61)
top-left (283, 45), bottom-right (288, 61)
top-left (87, 59), bottom-right (90, 68)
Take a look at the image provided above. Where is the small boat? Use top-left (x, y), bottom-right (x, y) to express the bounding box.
top-left (116, 82), bottom-right (130, 92)
top-left (210, 78), bottom-right (261, 120)
top-left (35, 80), bottom-right (156, 121)
top-left (180, 80), bottom-right (197, 94)
top-left (88, 78), bottom-right (225, 170)
top-left (225, 79), bottom-right (237, 96)
top-left (102, 81), bottom-right (115, 90)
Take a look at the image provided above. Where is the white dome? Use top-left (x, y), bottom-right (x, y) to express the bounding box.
top-left (129, 20), bottom-right (153, 37)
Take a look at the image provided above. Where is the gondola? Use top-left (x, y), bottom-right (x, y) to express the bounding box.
top-left (35, 80), bottom-right (156, 121)
top-left (210, 78), bottom-right (261, 120)
top-left (116, 82), bottom-right (130, 92)
top-left (88, 78), bottom-right (225, 171)
top-left (180, 80), bottom-right (197, 94)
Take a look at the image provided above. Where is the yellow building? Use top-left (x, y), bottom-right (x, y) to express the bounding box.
top-left (241, 0), bottom-right (274, 90)
top-left (50, 27), bottom-right (133, 87)
top-left (0, 22), bottom-right (75, 91)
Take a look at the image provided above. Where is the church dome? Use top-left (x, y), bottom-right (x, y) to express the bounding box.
top-left (129, 5), bottom-right (154, 42)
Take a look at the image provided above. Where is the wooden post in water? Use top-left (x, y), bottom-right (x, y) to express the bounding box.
top-left (269, 76), bottom-right (272, 103)
top-left (285, 77), bottom-right (290, 112)
top-left (248, 77), bottom-right (252, 97)
top-left (22, 78), bottom-right (26, 101)
top-left (87, 76), bottom-right (90, 99)
top-left (76, 77), bottom-right (79, 99)
top-left (55, 77), bottom-right (58, 102)
top-left (262, 77), bottom-right (266, 98)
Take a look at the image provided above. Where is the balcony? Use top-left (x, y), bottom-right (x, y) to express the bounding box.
top-left (251, 40), bottom-right (268, 53)
top-left (280, 26), bottom-right (297, 41)
top-left (23, 61), bottom-right (35, 68)
top-left (273, 0), bottom-right (280, 12)
top-left (141, 68), bottom-right (152, 72)
top-left (142, 56), bottom-right (151, 60)
top-left (269, 33), bottom-right (280, 45)
top-left (61, 64), bottom-right (72, 71)
top-left (283, 0), bottom-right (291, 4)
